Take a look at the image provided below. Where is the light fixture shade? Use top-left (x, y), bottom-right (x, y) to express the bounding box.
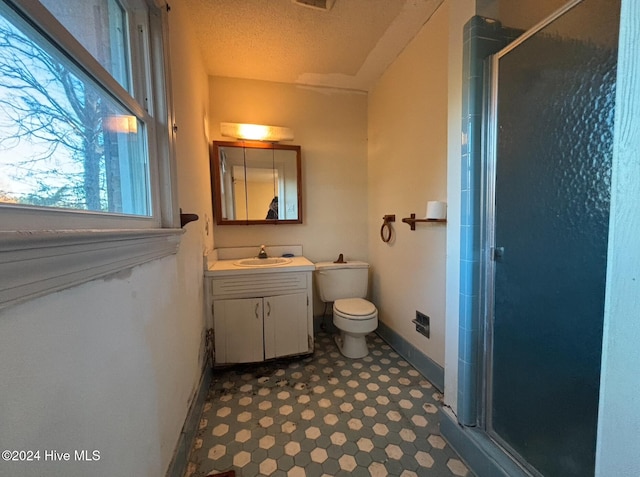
top-left (104, 115), bottom-right (138, 134)
top-left (220, 122), bottom-right (294, 142)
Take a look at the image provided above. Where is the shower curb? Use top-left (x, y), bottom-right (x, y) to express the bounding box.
top-left (440, 410), bottom-right (530, 477)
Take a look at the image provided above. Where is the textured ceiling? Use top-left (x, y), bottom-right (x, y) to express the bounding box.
top-left (182, 0), bottom-right (444, 92)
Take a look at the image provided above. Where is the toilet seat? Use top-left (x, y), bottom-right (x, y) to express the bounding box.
top-left (334, 298), bottom-right (376, 319)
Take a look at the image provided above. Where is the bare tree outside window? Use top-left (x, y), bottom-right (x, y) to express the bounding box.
top-left (0, 10), bottom-right (150, 215)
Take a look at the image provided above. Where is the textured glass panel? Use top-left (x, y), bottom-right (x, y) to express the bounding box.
top-left (490, 1), bottom-right (620, 476)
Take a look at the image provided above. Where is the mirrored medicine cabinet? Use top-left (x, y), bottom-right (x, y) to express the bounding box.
top-left (210, 140), bottom-right (303, 225)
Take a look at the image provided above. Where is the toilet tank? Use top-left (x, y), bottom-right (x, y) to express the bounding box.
top-left (315, 261), bottom-right (370, 302)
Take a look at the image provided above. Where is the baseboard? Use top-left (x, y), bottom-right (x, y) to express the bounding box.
top-left (440, 410), bottom-right (531, 477)
top-left (165, 365), bottom-right (213, 477)
top-left (375, 320), bottom-right (444, 392)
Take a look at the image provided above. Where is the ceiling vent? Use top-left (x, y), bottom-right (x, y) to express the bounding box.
top-left (292, 0), bottom-right (336, 11)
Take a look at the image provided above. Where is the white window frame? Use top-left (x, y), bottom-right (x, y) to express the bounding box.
top-left (0, 0), bottom-right (181, 309)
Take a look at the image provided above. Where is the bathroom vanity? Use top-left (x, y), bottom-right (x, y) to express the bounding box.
top-left (205, 246), bottom-right (315, 365)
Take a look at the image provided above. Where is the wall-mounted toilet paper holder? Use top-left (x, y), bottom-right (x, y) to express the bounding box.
top-left (402, 201), bottom-right (447, 230)
top-left (401, 213), bottom-right (446, 230)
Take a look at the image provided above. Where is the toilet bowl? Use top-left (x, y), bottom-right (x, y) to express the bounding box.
top-left (333, 298), bottom-right (378, 358)
top-left (314, 261), bottom-right (378, 358)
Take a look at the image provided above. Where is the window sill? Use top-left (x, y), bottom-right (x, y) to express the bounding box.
top-left (0, 228), bottom-right (184, 310)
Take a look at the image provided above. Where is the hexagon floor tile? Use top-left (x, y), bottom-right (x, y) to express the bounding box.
top-left (184, 332), bottom-right (472, 477)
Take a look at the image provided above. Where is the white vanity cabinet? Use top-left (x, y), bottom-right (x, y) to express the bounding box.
top-left (207, 269), bottom-right (314, 365)
top-left (212, 297), bottom-right (264, 364)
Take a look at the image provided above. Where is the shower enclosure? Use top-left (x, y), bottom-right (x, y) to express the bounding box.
top-left (482, 1), bottom-right (620, 475)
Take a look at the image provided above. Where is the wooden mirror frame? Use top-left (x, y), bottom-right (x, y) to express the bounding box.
top-left (210, 140), bottom-right (303, 225)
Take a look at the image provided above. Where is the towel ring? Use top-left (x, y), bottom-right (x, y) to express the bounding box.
top-left (380, 215), bottom-right (395, 243)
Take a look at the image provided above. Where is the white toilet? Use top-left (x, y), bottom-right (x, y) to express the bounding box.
top-left (315, 261), bottom-right (378, 358)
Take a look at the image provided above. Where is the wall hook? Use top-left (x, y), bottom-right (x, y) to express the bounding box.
top-left (180, 208), bottom-right (199, 228)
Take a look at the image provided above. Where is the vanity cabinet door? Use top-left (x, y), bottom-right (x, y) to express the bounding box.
top-left (263, 292), bottom-right (309, 360)
top-left (213, 298), bottom-right (263, 364)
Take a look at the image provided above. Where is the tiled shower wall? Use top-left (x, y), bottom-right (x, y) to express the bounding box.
top-left (457, 17), bottom-right (520, 426)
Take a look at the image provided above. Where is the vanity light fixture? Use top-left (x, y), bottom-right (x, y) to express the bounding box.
top-left (292, 0), bottom-right (336, 11)
top-left (220, 122), bottom-right (294, 142)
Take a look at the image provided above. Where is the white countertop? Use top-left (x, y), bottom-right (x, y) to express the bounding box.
top-left (205, 256), bottom-right (315, 277)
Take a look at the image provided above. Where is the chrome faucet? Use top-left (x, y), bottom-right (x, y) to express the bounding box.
top-left (258, 245), bottom-right (268, 259)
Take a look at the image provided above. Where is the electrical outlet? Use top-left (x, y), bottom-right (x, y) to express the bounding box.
top-left (413, 311), bottom-right (430, 338)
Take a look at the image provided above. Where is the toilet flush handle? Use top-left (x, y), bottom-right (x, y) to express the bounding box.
top-left (333, 253), bottom-right (346, 263)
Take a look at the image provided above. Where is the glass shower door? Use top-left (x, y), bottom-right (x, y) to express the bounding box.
top-left (487, 1), bottom-right (620, 475)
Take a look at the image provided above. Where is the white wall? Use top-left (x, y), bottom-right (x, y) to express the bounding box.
top-left (595, 1), bottom-right (640, 475)
top-left (0, 260), bottom-right (186, 476)
top-left (171, 0), bottom-right (215, 257)
top-left (367, 3), bottom-right (449, 367)
top-left (169, 0), bottom-right (215, 322)
top-left (0, 1), bottom-right (212, 475)
top-left (207, 77), bottom-right (368, 267)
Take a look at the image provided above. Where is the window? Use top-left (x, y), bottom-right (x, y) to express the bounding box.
top-left (0, 0), bottom-right (162, 219)
top-left (0, 0), bottom-right (180, 309)
top-left (39, 0), bottom-right (132, 92)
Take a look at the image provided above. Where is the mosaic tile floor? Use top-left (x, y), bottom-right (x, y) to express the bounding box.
top-left (184, 332), bottom-right (472, 477)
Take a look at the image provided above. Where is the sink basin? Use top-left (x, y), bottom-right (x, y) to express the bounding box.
top-left (233, 257), bottom-right (293, 267)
